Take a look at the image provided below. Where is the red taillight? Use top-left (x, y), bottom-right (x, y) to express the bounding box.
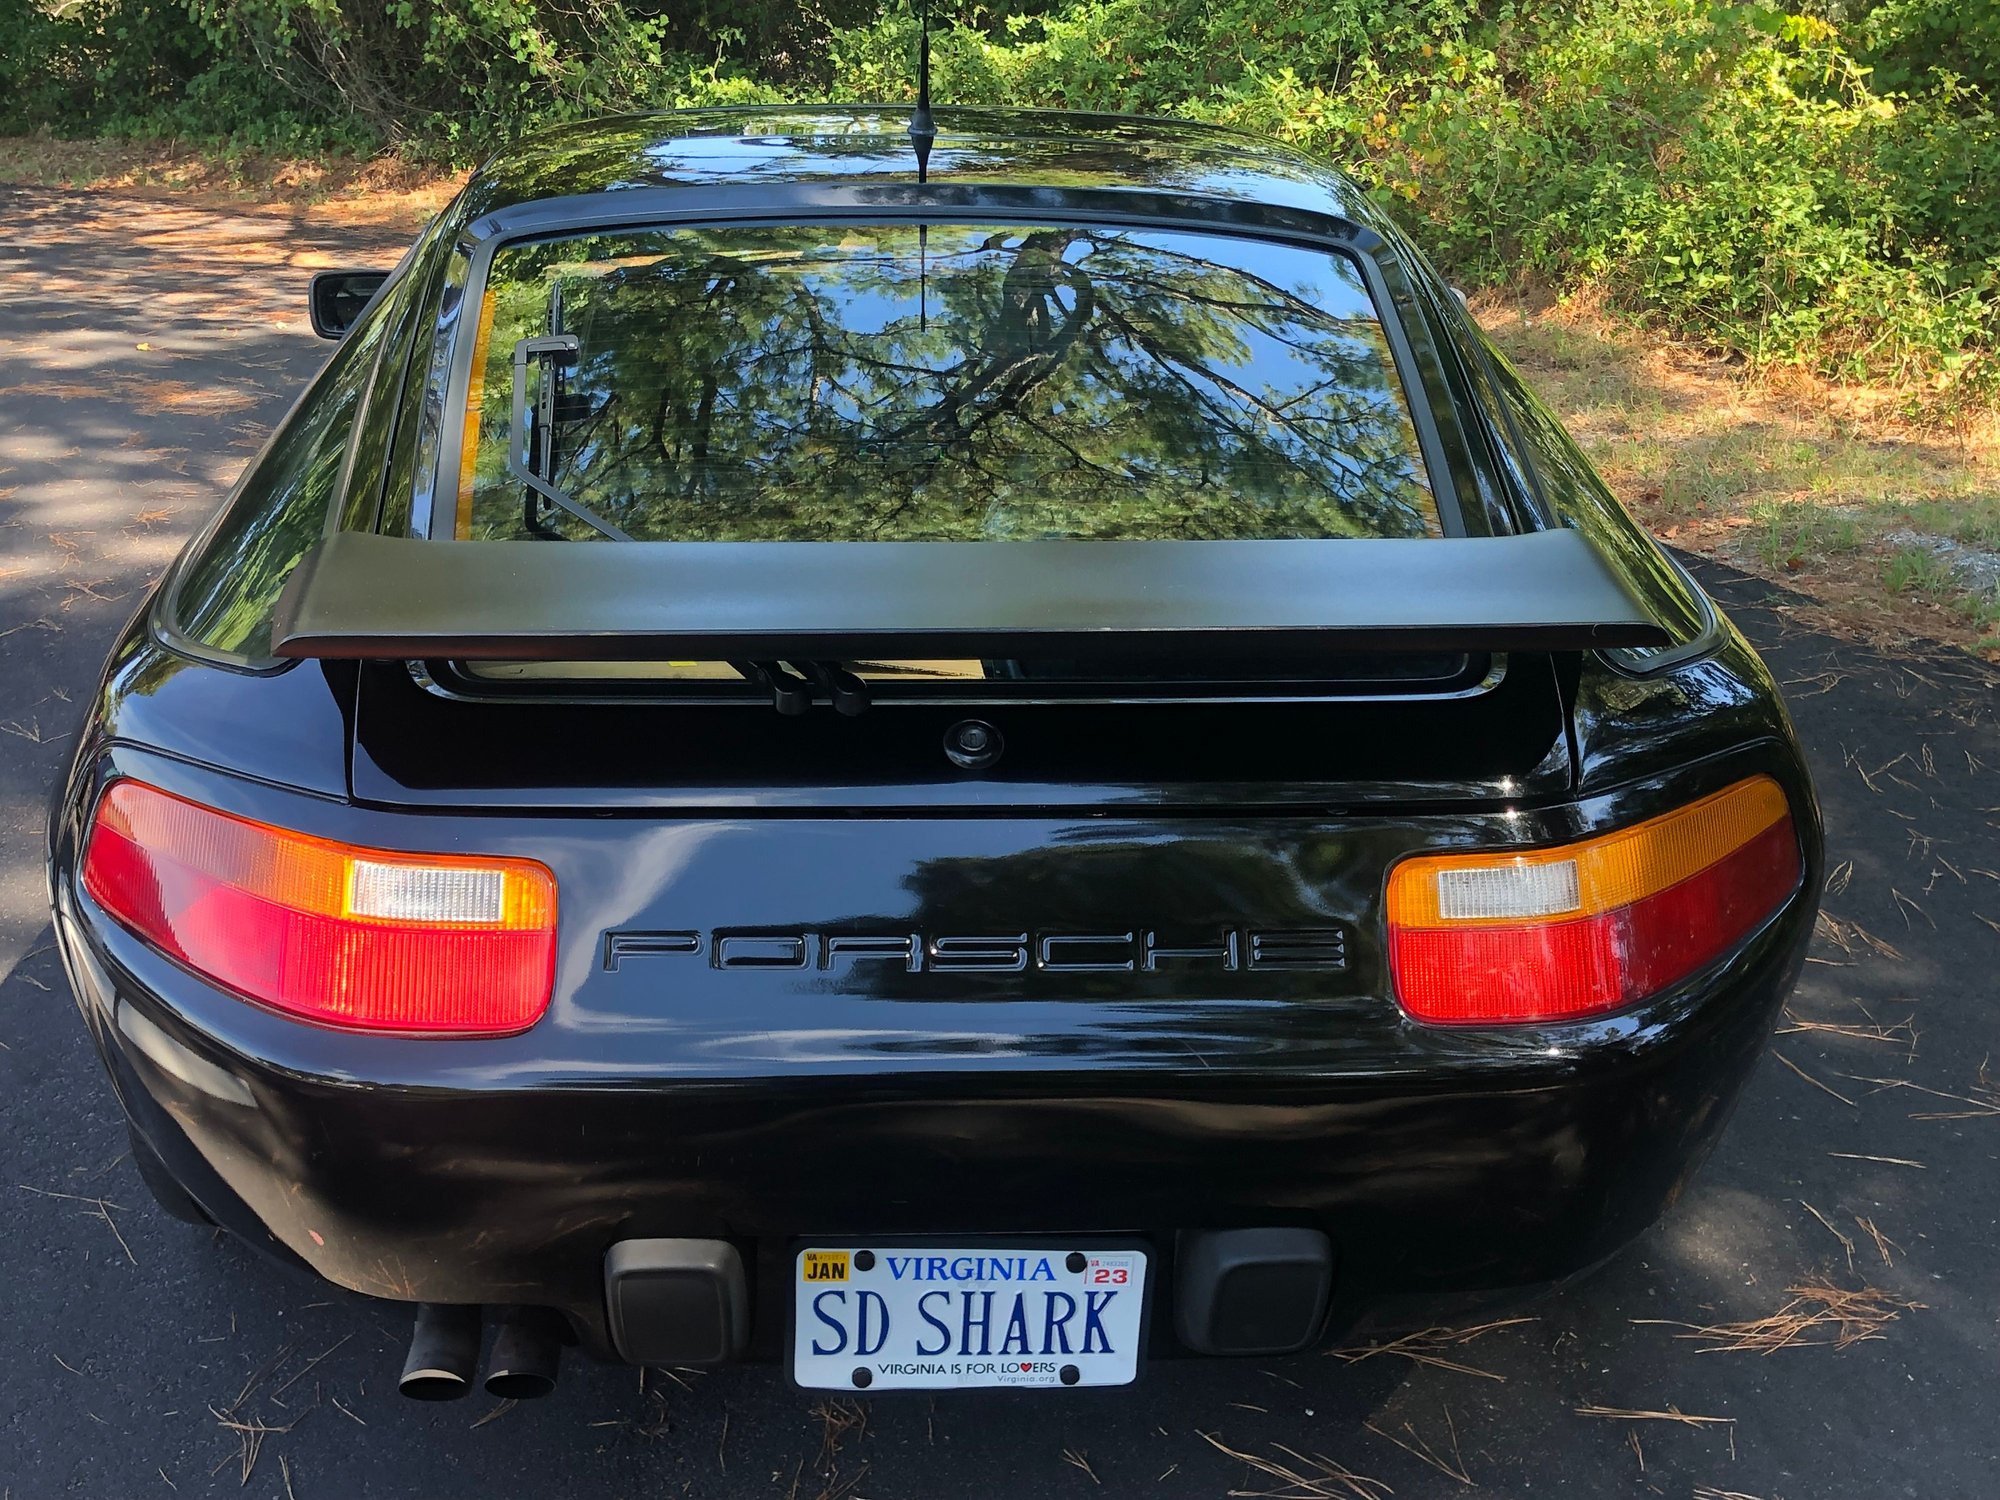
top-left (1387, 776), bottom-right (1801, 1025)
top-left (81, 781), bottom-right (556, 1035)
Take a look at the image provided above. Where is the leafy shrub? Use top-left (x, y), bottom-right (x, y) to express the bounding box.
top-left (1, 0), bottom-right (859, 154)
top-left (0, 0), bottom-right (210, 132)
top-left (1859, 0), bottom-right (2000, 97)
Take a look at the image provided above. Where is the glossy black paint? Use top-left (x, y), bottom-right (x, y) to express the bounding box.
top-left (47, 108), bottom-right (1822, 1367)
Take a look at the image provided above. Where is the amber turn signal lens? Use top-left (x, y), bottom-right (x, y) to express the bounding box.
top-left (81, 780), bottom-right (556, 1035)
top-left (1387, 776), bottom-right (1800, 1025)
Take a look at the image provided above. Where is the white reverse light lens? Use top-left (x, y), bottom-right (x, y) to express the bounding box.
top-left (347, 861), bottom-right (505, 924)
top-left (1434, 859), bottom-right (1582, 921)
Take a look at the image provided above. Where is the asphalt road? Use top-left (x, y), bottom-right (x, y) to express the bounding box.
top-left (3, 184), bottom-right (1997, 1500)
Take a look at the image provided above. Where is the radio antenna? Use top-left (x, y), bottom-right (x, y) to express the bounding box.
top-left (909, 0), bottom-right (936, 156)
top-left (911, 0), bottom-right (936, 329)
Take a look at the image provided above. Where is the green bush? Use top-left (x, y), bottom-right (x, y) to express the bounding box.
top-left (0, 0), bottom-right (858, 153)
top-left (0, 0), bottom-right (210, 131)
top-left (3, 0), bottom-right (1995, 407)
top-left (182, 0), bottom-right (688, 152)
top-left (1860, 0), bottom-right (2000, 97)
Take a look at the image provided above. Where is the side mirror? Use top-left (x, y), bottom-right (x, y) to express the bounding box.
top-left (309, 269), bottom-right (392, 340)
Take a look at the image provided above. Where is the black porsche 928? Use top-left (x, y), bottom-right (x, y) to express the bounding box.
top-left (47, 107), bottom-right (1821, 1401)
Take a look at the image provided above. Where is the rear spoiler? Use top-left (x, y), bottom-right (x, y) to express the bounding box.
top-left (269, 530), bottom-right (1669, 662)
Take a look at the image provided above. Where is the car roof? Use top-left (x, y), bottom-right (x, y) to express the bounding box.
top-left (452, 105), bottom-right (1390, 231)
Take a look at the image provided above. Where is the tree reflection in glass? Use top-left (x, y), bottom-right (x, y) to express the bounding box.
top-left (458, 222), bottom-right (1440, 544)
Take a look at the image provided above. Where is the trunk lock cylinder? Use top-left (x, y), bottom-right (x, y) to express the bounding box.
top-left (945, 719), bottom-right (1004, 770)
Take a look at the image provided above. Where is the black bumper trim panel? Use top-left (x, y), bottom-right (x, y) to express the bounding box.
top-left (605, 1239), bottom-right (750, 1365)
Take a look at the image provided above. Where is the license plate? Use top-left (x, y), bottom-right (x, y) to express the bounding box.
top-left (791, 1244), bottom-right (1148, 1391)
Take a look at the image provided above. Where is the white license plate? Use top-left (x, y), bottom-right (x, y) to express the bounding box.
top-left (792, 1244), bottom-right (1148, 1391)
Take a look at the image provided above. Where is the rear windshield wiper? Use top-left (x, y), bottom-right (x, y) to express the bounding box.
top-left (507, 333), bottom-right (632, 542)
top-left (507, 333), bottom-right (872, 716)
top-left (802, 661), bottom-right (871, 716)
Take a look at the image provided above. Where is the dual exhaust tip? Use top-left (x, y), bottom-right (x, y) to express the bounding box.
top-left (399, 1304), bottom-right (565, 1402)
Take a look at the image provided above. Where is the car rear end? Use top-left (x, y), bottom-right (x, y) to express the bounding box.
top-left (47, 146), bottom-right (1821, 1395)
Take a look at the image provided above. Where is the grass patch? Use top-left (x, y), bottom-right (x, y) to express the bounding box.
top-left (1884, 545), bottom-right (1960, 601)
top-left (1751, 503), bottom-right (1865, 573)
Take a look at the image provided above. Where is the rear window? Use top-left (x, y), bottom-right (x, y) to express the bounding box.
top-left (450, 222), bottom-right (1440, 543)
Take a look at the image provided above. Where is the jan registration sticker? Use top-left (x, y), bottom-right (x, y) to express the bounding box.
top-left (801, 1250), bottom-right (850, 1283)
top-left (792, 1245), bottom-right (1147, 1391)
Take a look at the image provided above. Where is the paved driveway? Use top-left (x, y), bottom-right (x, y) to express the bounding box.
top-left (3, 185), bottom-right (1996, 1499)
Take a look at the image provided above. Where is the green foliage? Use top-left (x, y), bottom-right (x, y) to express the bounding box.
top-left (826, 0), bottom-right (1476, 119)
top-left (0, 0), bottom-right (210, 132)
top-left (4, 0), bottom-right (1996, 406)
top-left (0, 0), bottom-right (848, 155)
top-left (1859, 0), bottom-right (2000, 96)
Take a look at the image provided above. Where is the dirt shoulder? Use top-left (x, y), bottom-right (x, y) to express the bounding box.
top-left (1480, 291), bottom-right (2000, 661)
top-left (6, 137), bottom-right (1994, 659)
top-left (0, 135), bottom-right (458, 234)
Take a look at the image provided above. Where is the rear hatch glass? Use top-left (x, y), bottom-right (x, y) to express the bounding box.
top-left (451, 221), bottom-right (1441, 545)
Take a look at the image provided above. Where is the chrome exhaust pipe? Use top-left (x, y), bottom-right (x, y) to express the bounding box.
top-left (398, 1303), bottom-right (481, 1401)
top-left (484, 1306), bottom-right (563, 1400)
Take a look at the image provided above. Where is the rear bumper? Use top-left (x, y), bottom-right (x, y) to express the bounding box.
top-left (55, 873), bottom-right (1812, 1362)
